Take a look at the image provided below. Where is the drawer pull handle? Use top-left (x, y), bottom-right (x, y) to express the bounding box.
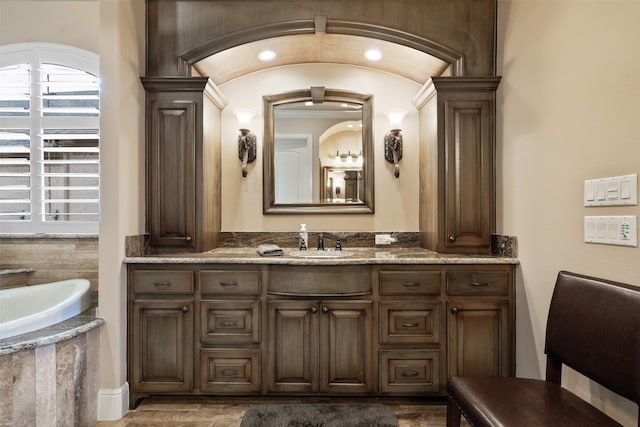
top-left (402, 282), bottom-right (421, 287)
top-left (401, 321), bottom-right (419, 328)
top-left (219, 281), bottom-right (238, 287)
top-left (402, 370), bottom-right (419, 377)
top-left (470, 282), bottom-right (489, 287)
top-left (220, 369), bottom-right (238, 376)
top-left (182, 306), bottom-right (190, 313)
top-left (451, 307), bottom-right (459, 314)
top-left (220, 320), bottom-right (238, 327)
top-left (152, 281), bottom-right (171, 287)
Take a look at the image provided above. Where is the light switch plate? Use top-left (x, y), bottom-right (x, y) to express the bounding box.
top-left (584, 215), bottom-right (637, 247)
top-left (584, 174), bottom-right (637, 206)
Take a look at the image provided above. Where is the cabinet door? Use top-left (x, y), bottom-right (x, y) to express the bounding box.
top-left (426, 77), bottom-right (501, 254)
top-left (268, 300), bottom-right (319, 393)
top-left (447, 300), bottom-right (511, 378)
top-left (142, 77), bottom-right (210, 250)
top-left (320, 301), bottom-right (372, 393)
top-left (130, 300), bottom-right (193, 393)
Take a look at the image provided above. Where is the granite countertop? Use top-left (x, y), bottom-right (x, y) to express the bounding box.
top-left (124, 247), bottom-right (519, 265)
top-left (0, 307), bottom-right (104, 356)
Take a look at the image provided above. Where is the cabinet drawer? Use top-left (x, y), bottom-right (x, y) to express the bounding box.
top-left (380, 350), bottom-right (440, 394)
top-left (131, 270), bottom-right (194, 294)
top-left (380, 302), bottom-right (440, 344)
top-left (446, 270), bottom-right (510, 296)
top-left (199, 349), bottom-right (260, 393)
top-left (200, 270), bottom-right (261, 295)
top-left (200, 300), bottom-right (260, 344)
top-left (269, 265), bottom-right (370, 295)
top-left (379, 271), bottom-right (441, 296)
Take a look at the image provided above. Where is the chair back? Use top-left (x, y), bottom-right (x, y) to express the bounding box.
top-left (544, 271), bottom-right (640, 405)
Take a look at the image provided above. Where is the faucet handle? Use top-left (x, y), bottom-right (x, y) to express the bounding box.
top-left (335, 239), bottom-right (342, 251)
top-left (317, 232), bottom-right (325, 251)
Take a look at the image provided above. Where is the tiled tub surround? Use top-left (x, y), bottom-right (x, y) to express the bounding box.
top-left (0, 309), bottom-right (104, 426)
top-left (0, 236), bottom-right (98, 292)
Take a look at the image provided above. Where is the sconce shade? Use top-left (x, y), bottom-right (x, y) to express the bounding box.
top-left (234, 108), bottom-right (255, 127)
top-left (386, 109), bottom-right (407, 128)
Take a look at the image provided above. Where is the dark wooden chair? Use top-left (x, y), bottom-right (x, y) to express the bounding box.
top-left (447, 271), bottom-right (640, 427)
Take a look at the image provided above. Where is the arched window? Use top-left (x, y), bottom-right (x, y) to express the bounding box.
top-left (0, 43), bottom-right (99, 234)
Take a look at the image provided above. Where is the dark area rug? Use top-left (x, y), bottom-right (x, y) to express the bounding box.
top-left (240, 403), bottom-right (399, 427)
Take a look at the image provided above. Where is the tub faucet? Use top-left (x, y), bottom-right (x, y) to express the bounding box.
top-left (317, 233), bottom-right (325, 251)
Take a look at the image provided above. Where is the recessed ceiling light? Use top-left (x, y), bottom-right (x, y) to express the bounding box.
top-left (364, 48), bottom-right (383, 61)
top-left (258, 50), bottom-right (276, 61)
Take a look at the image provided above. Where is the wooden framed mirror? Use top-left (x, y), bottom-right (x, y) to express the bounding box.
top-left (263, 88), bottom-right (374, 214)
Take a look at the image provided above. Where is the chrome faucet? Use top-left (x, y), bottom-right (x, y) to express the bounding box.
top-left (317, 233), bottom-right (325, 250)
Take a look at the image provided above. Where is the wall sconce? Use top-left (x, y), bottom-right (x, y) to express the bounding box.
top-left (234, 108), bottom-right (257, 177)
top-left (384, 109), bottom-right (407, 178)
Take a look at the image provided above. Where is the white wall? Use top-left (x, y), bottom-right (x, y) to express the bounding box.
top-left (220, 64), bottom-right (421, 232)
top-left (498, 1), bottom-right (640, 424)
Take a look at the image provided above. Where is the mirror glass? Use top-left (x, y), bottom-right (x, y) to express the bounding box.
top-left (263, 89), bottom-right (374, 214)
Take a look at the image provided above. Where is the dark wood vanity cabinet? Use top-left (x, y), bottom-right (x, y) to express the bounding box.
top-left (128, 270), bottom-right (195, 405)
top-left (141, 77), bottom-right (219, 252)
top-left (445, 267), bottom-right (514, 378)
top-left (421, 77), bottom-right (502, 255)
top-left (127, 262), bottom-right (514, 405)
top-left (268, 300), bottom-right (372, 394)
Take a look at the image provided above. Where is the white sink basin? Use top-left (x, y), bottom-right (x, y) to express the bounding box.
top-left (289, 250), bottom-right (353, 258)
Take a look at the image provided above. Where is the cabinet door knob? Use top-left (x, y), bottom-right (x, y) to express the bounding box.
top-left (185, 236), bottom-right (192, 241)
top-left (451, 307), bottom-right (459, 314)
top-left (322, 306), bottom-right (329, 313)
top-left (448, 235), bottom-right (456, 242)
top-left (311, 306), bottom-right (318, 313)
top-left (182, 306), bottom-right (190, 313)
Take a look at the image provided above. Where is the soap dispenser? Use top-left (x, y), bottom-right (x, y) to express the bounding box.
top-left (298, 224), bottom-right (308, 251)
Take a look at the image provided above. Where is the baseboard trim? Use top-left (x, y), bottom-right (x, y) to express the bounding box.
top-left (97, 382), bottom-right (129, 421)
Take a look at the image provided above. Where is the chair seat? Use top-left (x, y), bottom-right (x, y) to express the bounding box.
top-left (448, 376), bottom-right (622, 427)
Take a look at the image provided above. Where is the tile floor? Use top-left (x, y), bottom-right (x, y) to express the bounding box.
top-left (95, 396), bottom-right (469, 426)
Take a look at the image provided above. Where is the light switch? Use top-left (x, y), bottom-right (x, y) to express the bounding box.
top-left (596, 183), bottom-right (606, 200)
top-left (584, 215), bottom-right (637, 247)
top-left (584, 174), bottom-right (637, 206)
top-left (621, 180), bottom-right (631, 199)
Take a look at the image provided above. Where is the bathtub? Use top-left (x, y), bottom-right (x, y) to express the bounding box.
top-left (0, 279), bottom-right (92, 340)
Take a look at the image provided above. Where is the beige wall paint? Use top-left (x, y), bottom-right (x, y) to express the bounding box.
top-left (498, 0), bottom-right (640, 424)
top-left (97, 0), bottom-right (145, 415)
top-left (220, 64), bottom-right (421, 232)
top-left (0, 1), bottom-right (99, 51)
